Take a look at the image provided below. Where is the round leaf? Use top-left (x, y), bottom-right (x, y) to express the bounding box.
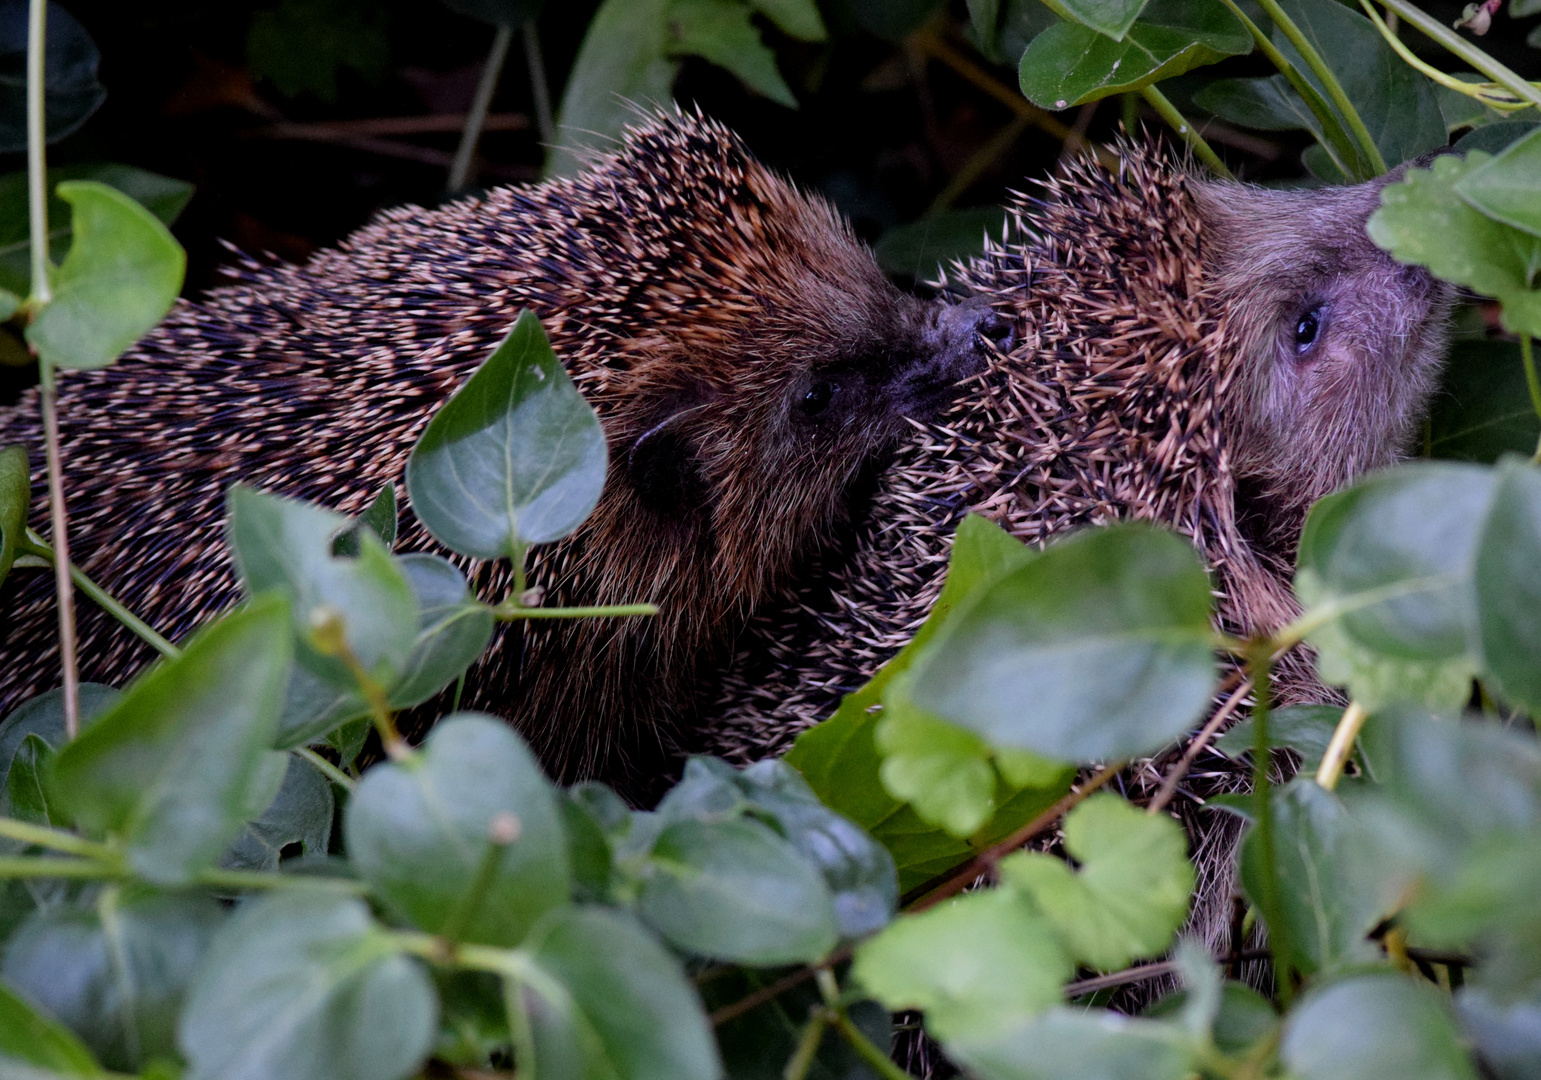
top-left (406, 308), bottom-right (606, 559)
top-left (906, 523), bottom-right (1217, 763)
top-left (25, 181), bottom-right (186, 370)
top-left (50, 597), bottom-right (292, 884)
top-left (1473, 458), bottom-right (1541, 713)
top-left (178, 892), bottom-right (436, 1080)
top-left (947, 1007), bottom-right (1198, 1080)
top-left (1451, 112), bottom-right (1541, 239)
top-left (345, 713), bottom-right (570, 947)
top-left (637, 817), bottom-right (838, 964)
top-left (220, 751), bottom-right (335, 872)
top-left (1282, 971), bottom-right (1478, 1080)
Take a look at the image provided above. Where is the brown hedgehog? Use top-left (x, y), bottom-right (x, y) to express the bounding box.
top-left (0, 109), bottom-right (1007, 789)
top-left (703, 142), bottom-right (1453, 950)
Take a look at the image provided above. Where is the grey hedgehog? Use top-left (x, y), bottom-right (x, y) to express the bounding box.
top-left (0, 109), bottom-right (1006, 789)
top-left (703, 143), bottom-right (1453, 951)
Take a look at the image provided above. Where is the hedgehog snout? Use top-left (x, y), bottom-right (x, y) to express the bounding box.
top-left (931, 297), bottom-right (1015, 376)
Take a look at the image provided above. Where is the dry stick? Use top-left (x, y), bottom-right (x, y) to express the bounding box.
top-left (448, 23), bottom-right (516, 194)
top-left (905, 762), bottom-right (1123, 913)
top-left (709, 951), bottom-right (850, 1027)
top-left (1146, 673), bottom-right (1253, 816)
top-left (27, 0), bottom-right (79, 739)
top-left (523, 19), bottom-right (555, 147)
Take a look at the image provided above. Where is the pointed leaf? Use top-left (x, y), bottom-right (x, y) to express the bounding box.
top-left (668, 0), bottom-right (797, 107)
top-left (50, 597), bottom-right (291, 883)
top-left (0, 443), bottom-right (26, 588)
top-left (406, 309), bottom-right (606, 560)
top-left (0, 982), bottom-right (102, 1076)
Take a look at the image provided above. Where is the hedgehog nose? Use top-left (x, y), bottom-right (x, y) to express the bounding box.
top-left (975, 309), bottom-right (1015, 353)
top-left (937, 298), bottom-right (1015, 370)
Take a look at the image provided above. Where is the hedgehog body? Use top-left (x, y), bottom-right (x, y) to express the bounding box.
top-left (703, 144), bottom-right (1452, 950)
top-left (0, 110), bottom-right (1001, 790)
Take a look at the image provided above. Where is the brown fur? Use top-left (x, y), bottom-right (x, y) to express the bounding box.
top-left (0, 110), bottom-right (1002, 791)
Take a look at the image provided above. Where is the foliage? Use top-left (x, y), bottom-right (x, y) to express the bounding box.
top-left (1, 0), bottom-right (1540, 1079)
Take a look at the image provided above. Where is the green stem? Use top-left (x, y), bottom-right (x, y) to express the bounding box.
top-left (783, 1012), bottom-right (831, 1080)
top-left (25, 0), bottom-right (48, 306)
top-left (295, 747), bottom-right (356, 792)
top-left (1520, 335), bottom-right (1541, 463)
top-left (1214, 0), bottom-right (1366, 178)
top-left (493, 601), bottom-right (659, 621)
top-left (1376, 0), bottom-right (1541, 111)
top-left (1246, 641), bottom-right (1293, 1006)
top-left (1253, 0), bottom-right (1387, 174)
top-left (193, 866), bottom-right (369, 893)
top-left (829, 1010), bottom-right (915, 1080)
top-left (0, 816), bottom-right (113, 859)
top-left (1314, 701), bottom-right (1368, 791)
top-left (21, 533), bottom-right (179, 659)
top-left (0, 855), bottom-right (109, 879)
top-left (1138, 86), bottom-right (1234, 180)
top-left (437, 825), bottom-right (516, 944)
top-left (448, 22), bottom-right (514, 193)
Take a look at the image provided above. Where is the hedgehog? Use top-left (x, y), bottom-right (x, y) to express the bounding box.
top-left (701, 142), bottom-right (1453, 955)
top-left (0, 109), bottom-right (1009, 791)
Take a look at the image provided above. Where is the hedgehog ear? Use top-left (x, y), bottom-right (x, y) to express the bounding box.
top-left (627, 411), bottom-right (707, 516)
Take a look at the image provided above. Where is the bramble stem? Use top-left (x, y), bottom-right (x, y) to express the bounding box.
top-left (1139, 86), bottom-right (1233, 180)
top-left (448, 22), bottom-right (515, 193)
top-left (1315, 701), bottom-right (1368, 791)
top-left (1375, 0), bottom-right (1541, 111)
top-left (21, 532), bottom-right (179, 659)
top-left (1253, 0), bottom-right (1387, 174)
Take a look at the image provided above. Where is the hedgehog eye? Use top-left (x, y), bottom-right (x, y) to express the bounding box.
top-left (800, 381), bottom-right (838, 416)
top-left (1293, 305), bottom-right (1325, 355)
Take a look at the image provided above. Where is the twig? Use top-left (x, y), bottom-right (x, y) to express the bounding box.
top-left (710, 951), bottom-right (850, 1027)
top-left (449, 23), bottom-right (516, 193)
top-left (904, 762), bottom-right (1122, 912)
top-left (1147, 674), bottom-right (1252, 815)
top-left (523, 19), bottom-right (554, 146)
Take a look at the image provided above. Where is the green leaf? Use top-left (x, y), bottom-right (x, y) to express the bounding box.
top-left (0, 982), bottom-right (102, 1076)
top-left (25, 182), bottom-right (186, 371)
top-left (1455, 120), bottom-right (1541, 156)
top-left (220, 751), bottom-right (334, 872)
top-left (1368, 153), bottom-right (1541, 338)
top-left (1239, 779), bottom-right (1392, 977)
top-left (906, 522), bottom-right (1216, 763)
top-left (1281, 971), bottom-right (1478, 1080)
top-left (1215, 703), bottom-right (1345, 774)
top-left (667, 0), bottom-right (797, 108)
top-left (246, 0), bottom-right (388, 104)
top-left (2, 734), bottom-right (66, 829)
top-left (1049, 0), bottom-right (1149, 40)
top-left (1018, 0), bottom-right (1250, 109)
top-left (1457, 984), bottom-right (1541, 1080)
top-left (346, 713), bottom-right (569, 947)
top-left (748, 0), bottom-right (826, 41)
top-left (0, 4), bottom-right (105, 153)
top-left (845, 0), bottom-right (948, 40)
top-left (876, 694), bottom-right (1000, 838)
top-left (999, 793), bottom-right (1193, 970)
top-left (331, 483), bottom-right (397, 558)
top-left (0, 685), bottom-right (119, 786)
top-left (512, 906), bottom-right (721, 1080)
top-left (852, 888), bottom-right (1071, 1041)
top-left (50, 597), bottom-right (291, 884)
top-left (546, 0), bottom-right (678, 177)
top-left (559, 793), bottom-right (615, 903)
top-left (1428, 338), bottom-right (1541, 464)
top-left (229, 485), bottom-right (417, 694)
top-left (636, 817), bottom-right (838, 964)
top-left (873, 207), bottom-right (1008, 280)
top-left (1473, 458), bottom-right (1541, 712)
top-left (179, 892), bottom-right (436, 1080)
top-left (0, 443), bottom-right (27, 588)
top-left (3, 888), bottom-right (223, 1072)
top-left (0, 164), bottom-right (194, 298)
top-left (1294, 462), bottom-right (1492, 707)
top-left (407, 309), bottom-right (606, 560)
top-left (1195, 75), bottom-right (1321, 133)
top-left (947, 1007), bottom-right (1198, 1080)
top-left (1453, 125), bottom-right (1541, 240)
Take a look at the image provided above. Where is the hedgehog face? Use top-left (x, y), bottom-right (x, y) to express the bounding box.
top-left (1197, 176), bottom-right (1453, 525)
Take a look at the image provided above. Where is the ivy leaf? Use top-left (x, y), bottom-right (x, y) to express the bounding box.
top-left (178, 892), bottom-right (436, 1080)
top-left (1368, 153), bottom-right (1541, 338)
top-left (999, 793), bottom-right (1193, 970)
top-left (25, 182), bottom-right (186, 370)
top-left (852, 888), bottom-right (1070, 1041)
top-left (407, 309), bottom-right (606, 561)
top-left (50, 598), bottom-right (291, 884)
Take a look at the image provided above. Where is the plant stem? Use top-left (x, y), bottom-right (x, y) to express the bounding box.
top-left (1375, 0), bottom-right (1541, 111)
top-left (783, 1012), bottom-right (831, 1080)
top-left (1520, 335), bottom-right (1541, 463)
top-left (0, 855), bottom-right (108, 878)
top-left (295, 746), bottom-right (356, 792)
top-left (21, 533), bottom-right (179, 658)
top-left (26, 0), bottom-right (47, 305)
top-left (1315, 701), bottom-right (1368, 791)
top-left (193, 866), bottom-right (369, 893)
top-left (1138, 86), bottom-right (1233, 180)
top-left (1214, 0), bottom-right (1366, 177)
top-left (523, 19), bottom-right (554, 146)
top-left (493, 601), bottom-right (659, 621)
top-left (1253, 0), bottom-right (1387, 174)
top-left (829, 1010), bottom-right (915, 1080)
top-left (437, 822), bottom-right (517, 944)
top-left (1360, 0), bottom-right (1527, 113)
top-left (0, 816), bottom-right (112, 859)
top-left (448, 23), bottom-right (515, 194)
top-left (1147, 675), bottom-right (1252, 815)
top-left (37, 379), bottom-right (79, 738)
top-left (1245, 641), bottom-right (1293, 1005)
